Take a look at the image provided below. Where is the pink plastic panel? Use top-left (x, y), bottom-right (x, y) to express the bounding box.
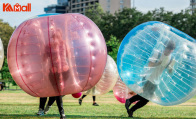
top-left (113, 77), bottom-right (136, 103)
top-left (84, 55), bottom-right (118, 95)
top-left (7, 13), bottom-right (107, 97)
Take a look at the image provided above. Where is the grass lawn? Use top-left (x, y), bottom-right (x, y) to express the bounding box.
top-left (0, 90), bottom-right (196, 119)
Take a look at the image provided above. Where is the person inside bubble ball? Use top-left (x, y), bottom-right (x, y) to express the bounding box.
top-left (36, 28), bottom-right (68, 119)
top-left (78, 87), bottom-right (99, 106)
top-left (125, 40), bottom-right (176, 118)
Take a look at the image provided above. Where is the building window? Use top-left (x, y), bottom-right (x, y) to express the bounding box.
top-left (77, 0), bottom-right (80, 2)
top-left (77, 4), bottom-right (80, 7)
top-left (107, 0), bottom-right (110, 12)
top-left (120, 0), bottom-right (124, 3)
top-left (120, 0), bottom-right (124, 10)
top-left (120, 4), bottom-right (124, 9)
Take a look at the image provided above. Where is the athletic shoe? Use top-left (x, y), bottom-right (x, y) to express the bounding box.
top-left (44, 105), bottom-right (52, 114)
top-left (36, 108), bottom-right (44, 116)
top-left (60, 114), bottom-right (66, 119)
top-left (79, 99), bottom-right (82, 105)
top-left (92, 103), bottom-right (99, 106)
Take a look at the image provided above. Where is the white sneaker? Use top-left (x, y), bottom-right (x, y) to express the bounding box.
top-left (36, 108), bottom-right (44, 116)
top-left (44, 105), bottom-right (52, 114)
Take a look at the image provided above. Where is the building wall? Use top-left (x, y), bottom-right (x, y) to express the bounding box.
top-left (45, 0), bottom-right (131, 14)
top-left (44, 5), bottom-right (66, 13)
top-left (67, 0), bottom-right (99, 14)
top-left (99, 0), bottom-right (131, 14)
top-left (190, 0), bottom-right (196, 9)
top-left (190, 0), bottom-right (196, 14)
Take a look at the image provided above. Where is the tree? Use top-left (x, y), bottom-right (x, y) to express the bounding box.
top-left (188, 12), bottom-right (196, 38)
top-left (151, 7), bottom-right (173, 24)
top-left (0, 20), bottom-right (14, 84)
top-left (85, 4), bottom-right (115, 42)
top-left (85, 3), bottom-right (104, 26)
top-left (1, 58), bottom-right (12, 80)
top-left (112, 8), bottom-right (144, 41)
top-left (106, 35), bottom-right (121, 62)
top-left (0, 19), bottom-right (14, 56)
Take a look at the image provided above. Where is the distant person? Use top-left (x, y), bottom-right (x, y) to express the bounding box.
top-left (79, 87), bottom-right (99, 106)
top-left (125, 40), bottom-right (176, 118)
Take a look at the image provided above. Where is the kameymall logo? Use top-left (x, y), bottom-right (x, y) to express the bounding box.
top-left (3, 3), bottom-right (31, 12)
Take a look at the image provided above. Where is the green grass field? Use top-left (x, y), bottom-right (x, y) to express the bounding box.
top-left (0, 90), bottom-right (196, 119)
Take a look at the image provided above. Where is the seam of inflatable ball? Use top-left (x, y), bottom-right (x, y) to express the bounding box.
top-left (15, 20), bottom-right (39, 97)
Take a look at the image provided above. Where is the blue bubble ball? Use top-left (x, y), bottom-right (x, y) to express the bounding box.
top-left (117, 21), bottom-right (196, 106)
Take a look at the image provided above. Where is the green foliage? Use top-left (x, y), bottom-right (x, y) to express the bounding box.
top-left (86, 6), bottom-right (196, 42)
top-left (86, 4), bottom-right (116, 41)
top-left (113, 8), bottom-right (145, 41)
top-left (0, 19), bottom-right (14, 55)
top-left (0, 20), bottom-right (15, 85)
top-left (170, 10), bottom-right (196, 38)
top-left (12, 80), bottom-right (17, 86)
top-left (1, 58), bottom-right (12, 80)
top-left (106, 35), bottom-right (121, 62)
top-left (85, 3), bottom-right (104, 26)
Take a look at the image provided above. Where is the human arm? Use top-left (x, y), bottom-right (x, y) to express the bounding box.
top-left (148, 60), bottom-right (162, 67)
top-left (148, 51), bottom-right (162, 67)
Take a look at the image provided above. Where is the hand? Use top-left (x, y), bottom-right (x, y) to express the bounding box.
top-left (148, 60), bottom-right (162, 67)
top-left (129, 91), bottom-right (136, 95)
top-left (156, 61), bottom-right (162, 66)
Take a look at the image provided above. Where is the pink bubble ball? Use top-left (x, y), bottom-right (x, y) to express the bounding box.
top-left (113, 77), bottom-right (137, 104)
top-left (7, 13), bottom-right (107, 97)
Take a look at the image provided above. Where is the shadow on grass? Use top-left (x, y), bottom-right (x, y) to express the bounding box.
top-left (0, 104), bottom-right (81, 107)
top-left (67, 115), bottom-right (196, 119)
top-left (0, 114), bottom-right (59, 119)
top-left (0, 104), bottom-right (38, 106)
top-left (0, 114), bottom-right (195, 119)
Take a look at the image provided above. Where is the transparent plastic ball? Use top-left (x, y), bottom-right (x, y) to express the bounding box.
top-left (83, 55), bottom-right (118, 95)
top-left (117, 21), bottom-right (196, 106)
top-left (8, 13), bottom-right (107, 97)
